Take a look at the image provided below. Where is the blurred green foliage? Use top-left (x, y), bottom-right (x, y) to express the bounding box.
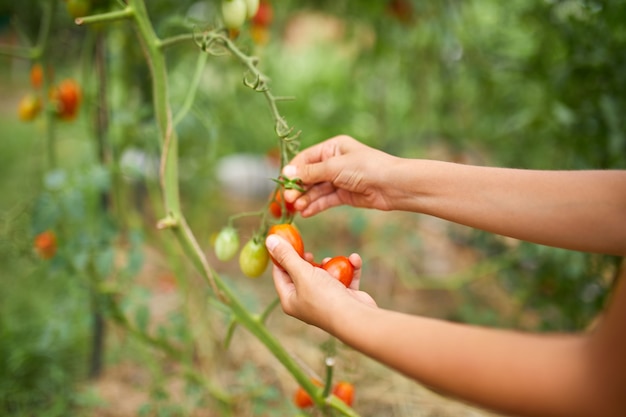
top-left (1, 0), bottom-right (625, 414)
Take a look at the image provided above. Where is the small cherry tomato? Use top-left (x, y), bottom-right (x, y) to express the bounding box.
top-left (332, 381), bottom-right (355, 407)
top-left (66, 0), bottom-right (91, 19)
top-left (267, 223), bottom-right (304, 267)
top-left (239, 238), bottom-right (269, 277)
top-left (269, 189), bottom-right (296, 219)
top-left (251, 0), bottom-right (273, 26)
top-left (222, 0), bottom-right (247, 30)
top-left (51, 79), bottom-right (82, 120)
top-left (244, 0), bottom-right (259, 18)
top-left (214, 226), bottom-right (240, 261)
top-left (34, 230), bottom-right (57, 260)
top-left (18, 95), bottom-right (42, 121)
top-left (293, 379), bottom-right (322, 409)
top-left (30, 64), bottom-right (44, 89)
top-left (322, 256), bottom-right (354, 287)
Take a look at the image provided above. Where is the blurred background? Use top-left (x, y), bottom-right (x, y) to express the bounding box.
top-left (1, 0), bottom-right (625, 416)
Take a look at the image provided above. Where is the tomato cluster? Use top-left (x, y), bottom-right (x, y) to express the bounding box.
top-left (34, 230), bottom-right (58, 260)
top-left (17, 63), bottom-right (82, 123)
top-left (293, 380), bottom-right (355, 409)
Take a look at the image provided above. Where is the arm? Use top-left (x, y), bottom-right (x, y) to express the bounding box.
top-left (284, 135), bottom-right (626, 256)
top-left (266, 235), bottom-right (626, 417)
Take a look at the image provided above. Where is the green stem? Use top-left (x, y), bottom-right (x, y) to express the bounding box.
top-left (75, 8), bottom-right (134, 26)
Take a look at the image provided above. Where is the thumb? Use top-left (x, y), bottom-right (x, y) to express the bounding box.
top-left (265, 234), bottom-right (310, 277)
top-left (283, 160), bottom-right (336, 187)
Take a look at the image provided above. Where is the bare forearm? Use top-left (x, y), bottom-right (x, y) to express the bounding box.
top-left (388, 159), bottom-right (626, 255)
top-left (330, 301), bottom-right (618, 417)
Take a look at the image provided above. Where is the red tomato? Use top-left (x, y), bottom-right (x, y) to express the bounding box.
top-left (34, 230), bottom-right (57, 260)
top-left (332, 381), bottom-right (355, 407)
top-left (251, 0), bottom-right (273, 26)
top-left (269, 189), bottom-right (296, 219)
top-left (52, 79), bottom-right (81, 120)
top-left (267, 223), bottom-right (304, 267)
top-left (293, 379), bottom-right (322, 409)
top-left (322, 256), bottom-right (354, 287)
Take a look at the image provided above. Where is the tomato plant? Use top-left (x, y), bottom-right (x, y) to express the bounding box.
top-left (34, 230), bottom-right (57, 260)
top-left (267, 223), bottom-right (304, 267)
top-left (214, 226), bottom-right (240, 261)
top-left (18, 95), bottom-right (42, 121)
top-left (323, 256), bottom-right (354, 287)
top-left (239, 237), bottom-right (269, 277)
top-left (244, 0), bottom-right (260, 19)
top-left (332, 381), bottom-right (355, 407)
top-left (51, 79), bottom-right (81, 120)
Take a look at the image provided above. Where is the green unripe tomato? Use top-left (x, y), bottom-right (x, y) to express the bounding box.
top-left (239, 238), bottom-right (269, 278)
top-left (244, 0), bottom-right (260, 19)
top-left (66, 0), bottom-right (91, 19)
top-left (221, 0), bottom-right (247, 29)
top-left (214, 227), bottom-right (240, 261)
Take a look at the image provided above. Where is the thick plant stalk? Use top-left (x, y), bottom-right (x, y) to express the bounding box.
top-left (80, 2), bottom-right (361, 415)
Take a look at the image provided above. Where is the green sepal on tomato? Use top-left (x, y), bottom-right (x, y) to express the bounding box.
top-left (239, 237), bottom-right (269, 278)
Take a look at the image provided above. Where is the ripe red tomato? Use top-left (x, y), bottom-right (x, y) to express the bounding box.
top-left (267, 223), bottom-right (304, 267)
top-left (251, 0), bottom-right (273, 26)
top-left (293, 379), bottom-right (322, 409)
top-left (332, 381), bottom-right (355, 407)
top-left (18, 95), bottom-right (42, 121)
top-left (30, 64), bottom-right (44, 89)
top-left (269, 189), bottom-right (296, 219)
top-left (52, 79), bottom-right (81, 120)
top-left (214, 226), bottom-right (240, 261)
top-left (322, 256), bottom-right (354, 287)
top-left (34, 230), bottom-right (57, 260)
top-left (239, 238), bottom-right (269, 277)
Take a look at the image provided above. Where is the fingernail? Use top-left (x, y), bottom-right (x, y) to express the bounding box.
top-left (282, 165), bottom-right (297, 178)
top-left (265, 234), bottom-right (279, 251)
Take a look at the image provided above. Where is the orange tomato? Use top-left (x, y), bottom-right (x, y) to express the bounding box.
top-left (18, 95), bottom-right (42, 121)
top-left (30, 64), bottom-right (44, 89)
top-left (52, 79), bottom-right (81, 120)
top-left (267, 223), bottom-right (304, 267)
top-left (34, 230), bottom-right (57, 260)
top-left (332, 381), bottom-right (355, 406)
top-left (293, 379), bottom-right (322, 409)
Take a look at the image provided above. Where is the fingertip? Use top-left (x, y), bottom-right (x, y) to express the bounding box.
top-left (265, 234), bottom-right (280, 251)
top-left (282, 164), bottom-right (297, 178)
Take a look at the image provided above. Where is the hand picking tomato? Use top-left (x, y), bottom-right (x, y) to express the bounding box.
top-left (293, 379), bottom-right (322, 409)
top-left (332, 381), bottom-right (355, 407)
top-left (267, 223), bottom-right (304, 267)
top-left (214, 226), bottom-right (240, 261)
top-left (239, 238), bottom-right (269, 277)
top-left (322, 256), bottom-right (354, 287)
top-left (269, 189), bottom-right (296, 219)
top-left (34, 230), bottom-right (57, 260)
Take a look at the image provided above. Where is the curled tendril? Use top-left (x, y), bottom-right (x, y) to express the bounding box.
top-left (243, 72), bottom-right (269, 92)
